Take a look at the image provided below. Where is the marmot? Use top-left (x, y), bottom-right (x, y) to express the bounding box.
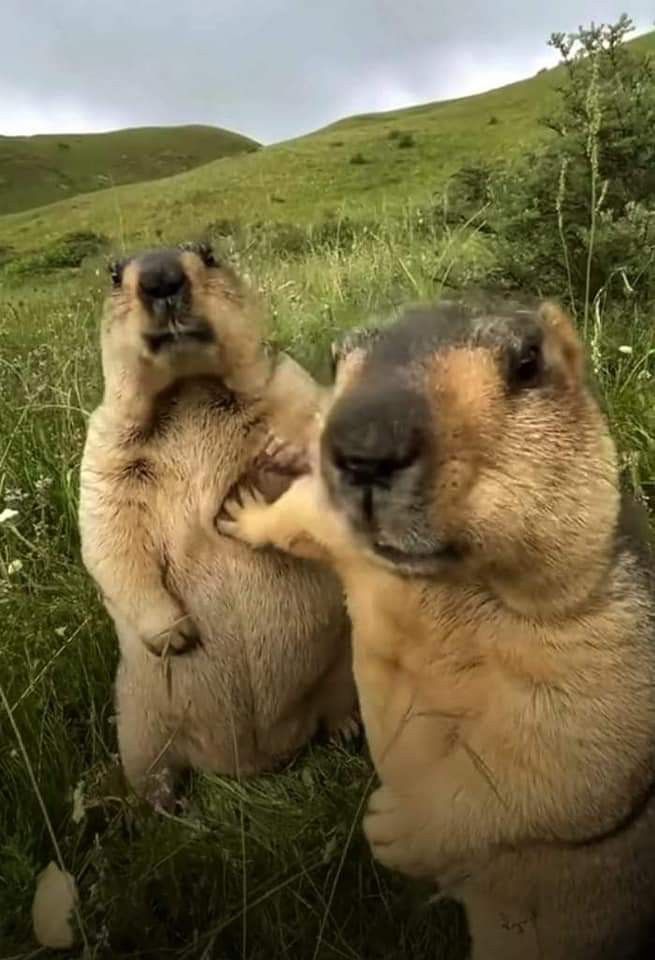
top-left (219, 301), bottom-right (655, 960)
top-left (78, 242), bottom-right (356, 809)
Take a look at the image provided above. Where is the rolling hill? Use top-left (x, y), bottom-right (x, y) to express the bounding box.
top-left (0, 124), bottom-right (259, 216)
top-left (1, 29), bottom-right (653, 258)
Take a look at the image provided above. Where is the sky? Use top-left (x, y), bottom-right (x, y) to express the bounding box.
top-left (2, 1), bottom-right (653, 144)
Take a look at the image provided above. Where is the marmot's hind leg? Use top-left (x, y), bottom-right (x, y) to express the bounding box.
top-left (115, 664), bottom-right (178, 811)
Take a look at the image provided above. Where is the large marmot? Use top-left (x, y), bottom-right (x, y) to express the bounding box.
top-left (220, 301), bottom-right (655, 960)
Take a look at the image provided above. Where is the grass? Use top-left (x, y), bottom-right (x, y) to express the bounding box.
top-left (0, 24), bottom-right (654, 959)
top-left (0, 125), bottom-right (259, 217)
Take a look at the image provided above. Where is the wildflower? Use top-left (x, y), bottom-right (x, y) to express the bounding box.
top-left (7, 559), bottom-right (23, 575)
top-left (72, 781), bottom-right (86, 824)
top-left (0, 508), bottom-right (18, 524)
top-left (618, 345), bottom-right (633, 355)
top-left (35, 476), bottom-right (54, 494)
top-left (5, 487), bottom-right (28, 504)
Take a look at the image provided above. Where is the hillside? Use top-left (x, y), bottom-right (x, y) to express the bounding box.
top-left (0, 29), bottom-right (653, 258)
top-left (0, 124), bottom-right (260, 216)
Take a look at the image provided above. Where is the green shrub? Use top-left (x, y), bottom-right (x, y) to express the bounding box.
top-left (454, 16), bottom-right (655, 311)
top-left (396, 133), bottom-right (416, 148)
top-left (1, 230), bottom-right (110, 279)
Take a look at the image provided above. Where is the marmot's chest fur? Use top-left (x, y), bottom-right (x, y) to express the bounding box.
top-left (133, 378), bottom-right (339, 632)
top-left (146, 379), bottom-right (263, 499)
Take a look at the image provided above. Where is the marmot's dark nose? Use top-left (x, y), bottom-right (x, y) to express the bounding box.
top-left (137, 251), bottom-right (187, 301)
top-left (323, 386), bottom-right (427, 488)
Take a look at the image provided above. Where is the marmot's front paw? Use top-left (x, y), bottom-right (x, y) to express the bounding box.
top-left (138, 601), bottom-right (200, 657)
top-left (327, 711), bottom-right (362, 746)
top-left (363, 786), bottom-right (439, 880)
top-left (216, 484), bottom-right (270, 547)
top-left (255, 434), bottom-right (310, 477)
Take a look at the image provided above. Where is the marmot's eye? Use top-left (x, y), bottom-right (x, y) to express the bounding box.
top-left (108, 259), bottom-right (125, 287)
top-left (510, 340), bottom-right (543, 389)
top-left (197, 242), bottom-right (217, 268)
top-left (329, 341), bottom-right (341, 378)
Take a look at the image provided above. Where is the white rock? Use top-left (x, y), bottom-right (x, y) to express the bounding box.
top-left (32, 861), bottom-right (77, 949)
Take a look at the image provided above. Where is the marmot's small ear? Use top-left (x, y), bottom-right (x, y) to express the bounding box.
top-left (538, 301), bottom-right (584, 382)
top-left (108, 257), bottom-right (126, 287)
top-left (197, 241), bottom-right (218, 267)
top-left (179, 240), bottom-right (219, 268)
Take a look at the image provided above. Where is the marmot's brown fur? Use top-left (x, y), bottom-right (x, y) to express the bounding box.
top-left (219, 301), bottom-right (655, 960)
top-left (79, 243), bottom-right (356, 808)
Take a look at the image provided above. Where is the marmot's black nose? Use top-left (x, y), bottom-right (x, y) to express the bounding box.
top-left (324, 386), bottom-right (427, 488)
top-left (136, 251), bottom-right (187, 301)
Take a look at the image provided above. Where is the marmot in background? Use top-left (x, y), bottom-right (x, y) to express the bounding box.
top-left (79, 242), bottom-right (356, 809)
top-left (219, 301), bottom-right (655, 960)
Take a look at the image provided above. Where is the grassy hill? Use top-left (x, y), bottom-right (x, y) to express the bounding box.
top-left (0, 124), bottom-right (260, 217)
top-left (2, 29), bottom-right (654, 259)
top-left (0, 71), bottom-right (561, 257)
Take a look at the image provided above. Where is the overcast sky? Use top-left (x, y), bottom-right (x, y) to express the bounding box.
top-left (3, 1), bottom-right (653, 143)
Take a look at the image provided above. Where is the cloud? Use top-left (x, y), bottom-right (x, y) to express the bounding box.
top-left (2, 0), bottom-right (653, 141)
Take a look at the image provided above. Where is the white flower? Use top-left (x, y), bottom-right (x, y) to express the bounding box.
top-left (618, 345), bottom-right (633, 355)
top-left (35, 476), bottom-right (53, 493)
top-left (7, 559), bottom-right (23, 575)
top-left (72, 781), bottom-right (86, 824)
top-left (0, 508), bottom-right (18, 524)
top-left (55, 626), bottom-right (67, 637)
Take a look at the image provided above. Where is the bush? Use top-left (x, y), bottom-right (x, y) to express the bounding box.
top-left (0, 244), bottom-right (15, 266)
top-left (205, 217), bottom-right (241, 239)
top-left (350, 152), bottom-right (369, 165)
top-left (396, 133), bottom-right (416, 149)
top-left (45, 230), bottom-right (110, 268)
top-left (470, 15), bottom-right (655, 310)
top-left (1, 231), bottom-right (110, 279)
top-left (444, 162), bottom-right (497, 226)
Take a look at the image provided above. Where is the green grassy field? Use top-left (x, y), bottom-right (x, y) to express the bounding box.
top-left (0, 125), bottom-right (259, 217)
top-left (0, 27), bottom-right (654, 960)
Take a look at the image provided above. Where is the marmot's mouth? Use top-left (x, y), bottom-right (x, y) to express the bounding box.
top-left (144, 317), bottom-right (214, 353)
top-left (371, 540), bottom-right (462, 573)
